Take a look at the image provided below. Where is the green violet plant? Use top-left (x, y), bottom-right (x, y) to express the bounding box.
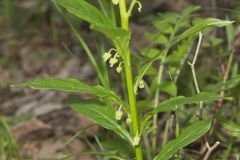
top-left (13, 0), bottom-right (234, 159)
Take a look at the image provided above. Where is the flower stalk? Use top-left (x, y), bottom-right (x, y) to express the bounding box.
top-left (119, 0), bottom-right (143, 159)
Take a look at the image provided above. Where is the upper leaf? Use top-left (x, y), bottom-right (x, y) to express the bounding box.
top-left (153, 92), bottom-right (223, 113)
top-left (169, 18), bottom-right (234, 47)
top-left (91, 25), bottom-right (131, 58)
top-left (69, 97), bottom-right (134, 146)
top-left (13, 78), bottom-right (123, 105)
top-left (153, 119), bottom-right (212, 160)
top-left (54, 0), bottom-right (114, 27)
top-left (134, 18), bottom-right (234, 88)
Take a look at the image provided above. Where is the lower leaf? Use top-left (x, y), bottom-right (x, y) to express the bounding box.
top-left (68, 96), bottom-right (134, 146)
top-left (153, 119), bottom-right (212, 160)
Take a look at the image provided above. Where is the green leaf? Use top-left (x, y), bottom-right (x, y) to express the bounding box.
top-left (215, 114), bottom-right (240, 138)
top-left (53, 3), bottom-right (108, 88)
top-left (153, 92), bottom-right (223, 113)
top-left (208, 75), bottom-right (240, 92)
top-left (54, 0), bottom-right (114, 27)
top-left (0, 116), bottom-right (19, 159)
top-left (169, 18), bottom-right (234, 47)
top-left (140, 48), bottom-right (160, 59)
top-left (91, 25), bottom-right (131, 58)
top-left (135, 18), bottom-right (234, 90)
top-left (211, 37), bottom-right (223, 46)
top-left (153, 119), bottom-right (212, 160)
top-left (13, 78), bottom-right (123, 105)
top-left (159, 81), bottom-right (177, 96)
top-left (68, 97), bottom-right (134, 146)
top-left (182, 5), bottom-right (201, 17)
top-left (145, 32), bottom-right (168, 45)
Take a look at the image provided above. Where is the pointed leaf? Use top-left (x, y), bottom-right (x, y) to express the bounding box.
top-left (153, 92), bottom-right (223, 113)
top-left (68, 97), bottom-right (134, 146)
top-left (135, 18), bottom-right (234, 87)
top-left (153, 119), bottom-right (212, 160)
top-left (169, 18), bottom-right (234, 47)
top-left (215, 114), bottom-right (240, 138)
top-left (54, 0), bottom-right (114, 27)
top-left (13, 78), bottom-right (123, 104)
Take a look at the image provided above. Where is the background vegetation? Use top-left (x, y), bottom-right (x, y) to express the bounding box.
top-left (0, 0), bottom-right (240, 159)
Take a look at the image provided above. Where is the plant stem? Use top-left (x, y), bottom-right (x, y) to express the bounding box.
top-left (203, 141), bottom-right (220, 160)
top-left (188, 32), bottom-right (203, 119)
top-left (119, 1), bottom-right (143, 160)
top-left (152, 57), bottom-right (165, 153)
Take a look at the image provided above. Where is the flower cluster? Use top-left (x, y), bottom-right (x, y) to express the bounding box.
top-left (115, 106), bottom-right (132, 126)
top-left (103, 49), bottom-right (123, 73)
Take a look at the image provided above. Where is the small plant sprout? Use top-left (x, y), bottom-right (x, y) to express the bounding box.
top-left (133, 134), bottom-right (141, 146)
top-left (112, 0), bottom-right (119, 5)
top-left (138, 79), bottom-right (145, 89)
top-left (115, 105), bottom-right (123, 121)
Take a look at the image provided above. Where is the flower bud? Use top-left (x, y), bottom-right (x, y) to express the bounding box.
top-left (112, 0), bottom-right (119, 5)
top-left (133, 136), bottom-right (140, 146)
top-left (115, 110), bottom-right (123, 120)
top-left (109, 57), bottom-right (118, 67)
top-left (136, 1), bottom-right (142, 12)
top-left (116, 65), bottom-right (122, 73)
top-left (139, 79), bottom-right (145, 89)
top-left (126, 117), bottom-right (132, 125)
top-left (103, 52), bottom-right (112, 62)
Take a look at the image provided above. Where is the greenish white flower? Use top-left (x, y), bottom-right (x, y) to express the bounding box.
top-left (126, 116), bottom-right (132, 125)
top-left (112, 0), bottom-right (119, 5)
top-left (133, 135), bottom-right (140, 146)
top-left (116, 62), bottom-right (123, 73)
top-left (115, 110), bottom-right (123, 120)
top-left (109, 57), bottom-right (118, 67)
top-left (103, 51), bottom-right (112, 62)
top-left (139, 79), bottom-right (145, 89)
top-left (116, 66), bottom-right (122, 73)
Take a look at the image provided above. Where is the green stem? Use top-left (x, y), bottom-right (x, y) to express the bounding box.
top-left (119, 1), bottom-right (143, 160)
top-left (152, 57), bottom-right (165, 153)
top-left (127, 0), bottom-right (137, 17)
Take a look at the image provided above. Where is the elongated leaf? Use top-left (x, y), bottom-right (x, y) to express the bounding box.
top-left (215, 114), bottom-right (240, 138)
top-left (91, 25), bottom-right (131, 58)
top-left (68, 97), bottom-right (134, 146)
top-left (169, 18), bottom-right (234, 47)
top-left (13, 78), bottom-right (123, 104)
top-left (208, 75), bottom-right (240, 92)
top-left (135, 18), bottom-right (234, 87)
top-left (153, 119), bottom-right (212, 160)
top-left (54, 0), bottom-right (114, 27)
top-left (153, 92), bottom-right (223, 113)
